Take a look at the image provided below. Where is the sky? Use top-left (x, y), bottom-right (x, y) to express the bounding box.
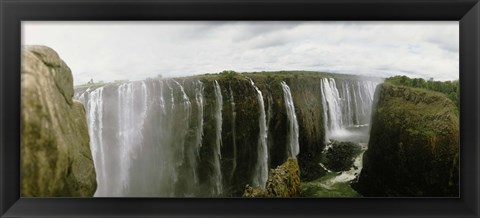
top-left (22, 21), bottom-right (459, 85)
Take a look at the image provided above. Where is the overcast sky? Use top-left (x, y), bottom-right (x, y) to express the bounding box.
top-left (22, 21), bottom-right (459, 85)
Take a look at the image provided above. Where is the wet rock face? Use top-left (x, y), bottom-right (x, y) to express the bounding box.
top-left (21, 45), bottom-right (96, 196)
top-left (286, 78), bottom-right (326, 181)
top-left (353, 83), bottom-right (459, 197)
top-left (243, 158), bottom-right (301, 197)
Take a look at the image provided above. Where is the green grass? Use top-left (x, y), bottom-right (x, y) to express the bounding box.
top-left (379, 83), bottom-right (459, 134)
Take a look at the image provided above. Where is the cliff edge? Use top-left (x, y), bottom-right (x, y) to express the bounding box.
top-left (353, 83), bottom-right (459, 197)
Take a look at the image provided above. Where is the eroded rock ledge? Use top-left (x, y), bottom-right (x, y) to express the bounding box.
top-left (21, 45), bottom-right (96, 196)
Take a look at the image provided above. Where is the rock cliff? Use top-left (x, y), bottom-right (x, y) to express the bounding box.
top-left (21, 45), bottom-right (96, 196)
top-left (353, 83), bottom-right (459, 197)
top-left (74, 72), bottom-right (379, 196)
top-left (243, 158), bottom-right (301, 197)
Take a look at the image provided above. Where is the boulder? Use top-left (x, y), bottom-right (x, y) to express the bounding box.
top-left (323, 140), bottom-right (362, 172)
top-left (243, 158), bottom-right (301, 197)
top-left (21, 45), bottom-right (96, 196)
top-left (353, 83), bottom-right (459, 197)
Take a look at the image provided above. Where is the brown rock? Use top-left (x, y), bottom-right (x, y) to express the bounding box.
top-left (243, 158), bottom-right (301, 197)
top-left (21, 45), bottom-right (96, 196)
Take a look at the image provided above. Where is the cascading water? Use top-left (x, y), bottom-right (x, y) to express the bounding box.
top-left (76, 75), bottom-right (379, 197)
top-left (320, 78), bottom-right (343, 135)
top-left (117, 82), bottom-right (133, 195)
top-left (172, 80), bottom-right (191, 177)
top-left (280, 81), bottom-right (300, 158)
top-left (192, 80), bottom-right (204, 185)
top-left (316, 77), bottom-right (380, 196)
top-left (84, 87), bottom-right (106, 196)
top-left (212, 80), bottom-right (223, 195)
top-left (248, 79), bottom-right (269, 188)
top-left (117, 81), bottom-right (149, 195)
top-left (320, 78), bottom-right (378, 142)
top-left (77, 79), bottom-right (203, 197)
top-left (228, 84), bottom-right (237, 180)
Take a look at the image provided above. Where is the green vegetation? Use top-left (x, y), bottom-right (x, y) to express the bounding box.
top-left (385, 75), bottom-right (459, 109)
top-left (375, 83), bottom-right (459, 138)
top-left (74, 79), bottom-right (129, 89)
top-left (194, 70), bottom-right (382, 82)
top-left (243, 158), bottom-right (301, 197)
top-left (75, 70), bottom-right (382, 91)
top-left (75, 80), bottom-right (105, 89)
top-left (353, 83), bottom-right (459, 196)
top-left (301, 172), bottom-right (360, 197)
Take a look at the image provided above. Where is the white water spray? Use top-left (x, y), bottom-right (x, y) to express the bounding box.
top-left (229, 84), bottom-right (237, 179)
top-left (280, 81), bottom-right (300, 158)
top-left (320, 78), bottom-right (378, 141)
top-left (213, 80), bottom-right (223, 195)
top-left (249, 79), bottom-right (269, 188)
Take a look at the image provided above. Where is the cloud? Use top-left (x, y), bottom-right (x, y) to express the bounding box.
top-left (22, 21), bottom-right (459, 85)
top-left (230, 21), bottom-right (301, 42)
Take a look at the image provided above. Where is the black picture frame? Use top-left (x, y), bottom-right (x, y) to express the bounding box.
top-left (1, 0), bottom-right (479, 217)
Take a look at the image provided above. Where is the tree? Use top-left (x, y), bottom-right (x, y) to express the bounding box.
top-left (220, 70), bottom-right (238, 80)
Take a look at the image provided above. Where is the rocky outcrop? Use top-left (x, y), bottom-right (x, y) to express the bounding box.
top-left (353, 83), bottom-right (459, 197)
top-left (324, 140), bottom-right (362, 172)
top-left (243, 158), bottom-right (301, 197)
top-left (21, 45), bottom-right (96, 196)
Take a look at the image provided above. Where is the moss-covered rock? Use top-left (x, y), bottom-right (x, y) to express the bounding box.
top-left (353, 83), bottom-right (459, 197)
top-left (243, 158), bottom-right (301, 197)
top-left (21, 45), bottom-right (96, 196)
top-left (301, 172), bottom-right (361, 197)
top-left (324, 140), bottom-right (362, 172)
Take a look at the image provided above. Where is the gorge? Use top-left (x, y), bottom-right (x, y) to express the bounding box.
top-left (20, 46), bottom-right (459, 198)
top-left (74, 72), bottom-right (381, 197)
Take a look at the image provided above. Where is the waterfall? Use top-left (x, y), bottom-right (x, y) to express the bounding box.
top-left (320, 78), bottom-right (379, 142)
top-left (75, 75), bottom-right (378, 197)
top-left (248, 79), bottom-right (269, 188)
top-left (280, 81), bottom-right (300, 158)
top-left (167, 82), bottom-right (175, 110)
top-left (266, 91), bottom-right (273, 150)
top-left (229, 84), bottom-right (237, 180)
top-left (213, 80), bottom-right (223, 195)
top-left (195, 80), bottom-right (204, 150)
top-left (76, 79), bottom-right (213, 197)
top-left (320, 78), bottom-right (343, 133)
top-left (172, 80), bottom-right (191, 169)
top-left (83, 87), bottom-right (106, 196)
top-left (192, 80), bottom-right (204, 184)
top-left (116, 82), bottom-right (149, 195)
top-left (117, 82), bottom-right (132, 194)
